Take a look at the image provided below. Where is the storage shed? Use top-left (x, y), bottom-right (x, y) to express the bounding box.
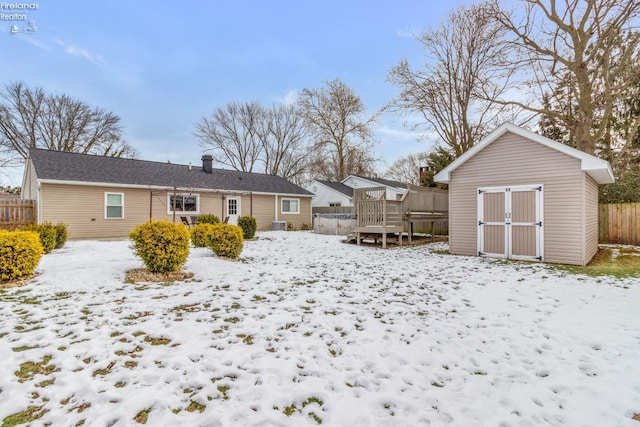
top-left (433, 123), bottom-right (614, 266)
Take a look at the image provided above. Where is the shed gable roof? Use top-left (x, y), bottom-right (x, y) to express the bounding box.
top-left (27, 148), bottom-right (313, 196)
top-left (433, 123), bottom-right (615, 185)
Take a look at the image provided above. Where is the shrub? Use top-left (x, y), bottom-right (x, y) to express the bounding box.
top-left (190, 223), bottom-right (216, 248)
top-left (301, 223), bottom-right (312, 231)
top-left (209, 224), bottom-right (243, 259)
top-left (0, 230), bottom-right (44, 282)
top-left (129, 221), bottom-right (190, 273)
top-left (54, 223), bottom-right (68, 249)
top-left (22, 222), bottom-right (57, 254)
top-left (195, 214), bottom-right (220, 225)
top-left (237, 216), bottom-right (257, 239)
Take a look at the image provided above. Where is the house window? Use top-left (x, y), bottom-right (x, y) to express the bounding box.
top-left (329, 202), bottom-right (341, 207)
top-left (168, 194), bottom-right (199, 214)
top-left (281, 198), bottom-right (300, 214)
top-left (105, 192), bottom-right (124, 219)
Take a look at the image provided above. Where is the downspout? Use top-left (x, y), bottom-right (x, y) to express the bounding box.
top-left (149, 190), bottom-right (153, 220)
top-left (274, 194), bottom-right (278, 221)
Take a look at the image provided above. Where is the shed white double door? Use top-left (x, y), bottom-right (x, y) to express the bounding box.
top-left (477, 185), bottom-right (543, 261)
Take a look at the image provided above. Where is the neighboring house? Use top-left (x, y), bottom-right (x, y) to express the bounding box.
top-left (308, 175), bottom-right (409, 207)
top-left (342, 175), bottom-right (408, 200)
top-left (307, 180), bottom-right (354, 207)
top-left (434, 123), bottom-right (614, 266)
top-left (21, 149), bottom-right (313, 239)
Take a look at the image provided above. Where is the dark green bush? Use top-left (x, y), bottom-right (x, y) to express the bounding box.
top-left (190, 223), bottom-right (216, 248)
top-left (195, 214), bottom-right (220, 225)
top-left (209, 224), bottom-right (243, 259)
top-left (237, 216), bottom-right (257, 239)
top-left (0, 230), bottom-right (44, 282)
top-left (22, 222), bottom-right (57, 254)
top-left (129, 221), bottom-right (190, 273)
top-left (54, 223), bottom-right (68, 249)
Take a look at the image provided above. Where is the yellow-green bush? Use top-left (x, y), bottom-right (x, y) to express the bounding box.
top-left (0, 230), bottom-right (44, 282)
top-left (54, 222), bottom-right (68, 249)
top-left (190, 223), bottom-right (216, 248)
top-left (237, 216), bottom-right (257, 239)
top-left (21, 222), bottom-right (57, 253)
top-left (129, 221), bottom-right (190, 273)
top-left (209, 224), bottom-right (243, 259)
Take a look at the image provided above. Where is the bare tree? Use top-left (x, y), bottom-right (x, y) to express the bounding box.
top-left (0, 82), bottom-right (137, 163)
top-left (262, 104), bottom-right (311, 184)
top-left (297, 78), bottom-right (378, 180)
top-left (195, 101), bottom-right (313, 182)
top-left (194, 101), bottom-right (264, 172)
top-left (388, 2), bottom-right (516, 157)
top-left (384, 152), bottom-right (429, 185)
top-left (487, 0), bottom-right (640, 154)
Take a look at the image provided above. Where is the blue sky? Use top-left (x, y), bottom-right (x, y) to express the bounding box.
top-left (2, 0), bottom-right (471, 186)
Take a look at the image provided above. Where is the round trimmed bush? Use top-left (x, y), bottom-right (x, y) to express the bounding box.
top-left (0, 230), bottom-right (44, 282)
top-left (54, 222), bottom-right (68, 249)
top-left (237, 216), bottom-right (257, 239)
top-left (22, 222), bottom-right (57, 254)
top-left (190, 223), bottom-right (216, 248)
top-left (195, 214), bottom-right (220, 225)
top-left (129, 221), bottom-right (190, 273)
top-left (209, 223), bottom-right (243, 259)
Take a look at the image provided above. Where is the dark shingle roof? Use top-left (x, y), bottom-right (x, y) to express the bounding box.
top-left (28, 148), bottom-right (312, 196)
top-left (316, 180), bottom-right (353, 198)
top-left (351, 175), bottom-right (408, 189)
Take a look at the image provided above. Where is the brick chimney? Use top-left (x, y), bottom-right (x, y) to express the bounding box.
top-left (202, 155), bottom-right (213, 174)
top-left (419, 166), bottom-right (429, 184)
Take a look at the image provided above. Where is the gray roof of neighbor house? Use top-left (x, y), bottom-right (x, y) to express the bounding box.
top-left (27, 148), bottom-right (313, 196)
top-left (349, 175), bottom-right (408, 189)
top-left (316, 180), bottom-right (353, 198)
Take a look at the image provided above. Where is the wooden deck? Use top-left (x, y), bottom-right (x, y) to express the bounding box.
top-left (352, 186), bottom-right (448, 248)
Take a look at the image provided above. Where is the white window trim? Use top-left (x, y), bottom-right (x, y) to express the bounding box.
top-left (167, 193), bottom-right (200, 215)
top-left (281, 197), bottom-right (300, 214)
top-left (105, 192), bottom-right (124, 219)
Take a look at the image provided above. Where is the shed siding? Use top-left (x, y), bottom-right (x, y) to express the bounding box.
top-left (449, 132), bottom-right (586, 265)
top-left (584, 175), bottom-right (599, 264)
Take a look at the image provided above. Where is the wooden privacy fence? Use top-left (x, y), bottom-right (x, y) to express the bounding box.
top-left (0, 198), bottom-right (36, 230)
top-left (599, 203), bottom-right (640, 245)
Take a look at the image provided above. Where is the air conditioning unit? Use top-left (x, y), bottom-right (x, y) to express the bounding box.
top-left (272, 221), bottom-right (287, 231)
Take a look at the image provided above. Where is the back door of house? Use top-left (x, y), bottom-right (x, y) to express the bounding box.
top-left (226, 196), bottom-right (241, 225)
top-left (477, 185), bottom-right (543, 261)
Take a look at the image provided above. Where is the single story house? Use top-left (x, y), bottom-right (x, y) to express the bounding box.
top-left (434, 123), bottom-right (614, 266)
top-left (21, 149), bottom-right (313, 239)
top-left (307, 180), bottom-right (354, 207)
top-left (342, 175), bottom-right (408, 200)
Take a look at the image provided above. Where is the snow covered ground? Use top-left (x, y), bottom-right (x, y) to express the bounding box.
top-left (1, 231), bottom-right (639, 426)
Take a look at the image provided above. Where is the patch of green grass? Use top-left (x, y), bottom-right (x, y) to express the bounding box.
top-left (556, 246), bottom-right (640, 278)
top-left (92, 361), bottom-right (115, 377)
top-left (12, 345), bottom-right (39, 352)
top-left (217, 385), bottom-right (230, 400)
top-left (224, 317), bottom-right (240, 324)
top-left (186, 400), bottom-right (206, 413)
top-left (15, 355), bottom-right (58, 382)
top-left (134, 408), bottom-right (150, 424)
top-left (236, 334), bottom-right (254, 345)
top-left (144, 336), bottom-right (171, 345)
top-left (2, 405), bottom-right (48, 427)
top-left (35, 378), bottom-right (55, 388)
top-left (431, 381), bottom-right (444, 388)
top-left (282, 404), bottom-right (297, 416)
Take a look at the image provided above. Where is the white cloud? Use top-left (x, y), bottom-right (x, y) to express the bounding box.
top-left (54, 39), bottom-right (105, 65)
top-left (276, 88), bottom-right (299, 106)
